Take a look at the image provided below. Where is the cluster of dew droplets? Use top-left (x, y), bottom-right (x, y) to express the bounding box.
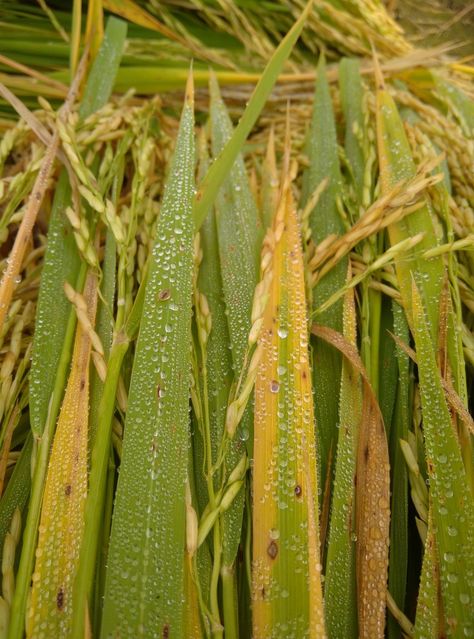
top-left (253, 179), bottom-right (326, 637)
top-left (409, 283), bottom-right (474, 637)
top-left (101, 100), bottom-right (195, 637)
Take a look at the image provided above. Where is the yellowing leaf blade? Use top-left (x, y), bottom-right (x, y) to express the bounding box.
top-left (252, 164), bottom-right (325, 638)
top-left (26, 273), bottom-right (97, 637)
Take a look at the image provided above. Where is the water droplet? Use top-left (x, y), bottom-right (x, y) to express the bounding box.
top-left (277, 327), bottom-right (288, 339)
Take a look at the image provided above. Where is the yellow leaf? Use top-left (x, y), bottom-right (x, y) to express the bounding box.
top-left (26, 273), bottom-right (98, 637)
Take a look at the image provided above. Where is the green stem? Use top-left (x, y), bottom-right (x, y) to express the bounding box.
top-left (210, 524), bottom-right (223, 639)
top-left (221, 563), bottom-right (239, 639)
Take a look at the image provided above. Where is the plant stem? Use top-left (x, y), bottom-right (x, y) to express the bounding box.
top-left (221, 564), bottom-right (239, 639)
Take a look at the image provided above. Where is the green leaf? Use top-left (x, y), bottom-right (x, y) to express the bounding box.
top-left (101, 72), bottom-right (195, 638)
top-left (302, 55), bottom-right (347, 492)
top-left (209, 74), bottom-right (262, 634)
top-left (79, 17), bottom-right (127, 119)
top-left (411, 281), bottom-right (474, 637)
top-left (325, 286), bottom-right (359, 639)
top-left (375, 84), bottom-right (444, 337)
top-left (339, 58), bottom-right (365, 201)
top-left (387, 302), bottom-right (410, 639)
top-left (0, 435), bottom-right (32, 552)
top-left (29, 171), bottom-right (81, 438)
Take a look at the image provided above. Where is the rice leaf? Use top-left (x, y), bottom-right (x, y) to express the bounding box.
top-left (252, 152), bottom-right (325, 639)
top-left (324, 279), bottom-right (359, 639)
top-left (100, 70), bottom-right (195, 638)
top-left (78, 16), bottom-right (127, 120)
top-left (260, 127), bottom-right (279, 232)
top-left (375, 75), bottom-right (444, 336)
top-left (339, 58), bottom-right (365, 202)
top-left (411, 280), bottom-right (474, 637)
top-left (312, 325), bottom-right (391, 639)
top-left (414, 508), bottom-right (441, 638)
top-left (103, 0), bottom-right (185, 41)
top-left (192, 129), bottom-right (233, 632)
top-left (193, 0), bottom-right (312, 230)
top-left (25, 273), bottom-right (97, 638)
top-left (355, 390), bottom-right (390, 639)
top-left (387, 302), bottom-right (410, 638)
top-left (302, 55), bottom-right (347, 493)
top-left (209, 73), bottom-right (262, 426)
top-left (433, 76), bottom-right (474, 137)
top-left (209, 74), bottom-right (261, 635)
top-left (28, 172), bottom-right (80, 438)
top-left (0, 435), bottom-right (32, 552)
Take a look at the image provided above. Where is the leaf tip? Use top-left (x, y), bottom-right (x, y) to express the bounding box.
top-left (371, 43), bottom-right (385, 91)
top-left (185, 62), bottom-right (194, 107)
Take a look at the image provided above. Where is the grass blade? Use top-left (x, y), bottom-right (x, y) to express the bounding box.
top-left (324, 279), bottom-right (360, 639)
top-left (101, 71), bottom-right (195, 638)
top-left (209, 74), bottom-right (262, 636)
top-left (28, 171), bottom-right (80, 438)
top-left (302, 55), bottom-right (347, 493)
top-left (375, 73), bottom-right (444, 336)
top-left (312, 325), bottom-right (391, 638)
top-left (339, 58), bottom-right (366, 203)
top-left (0, 435), bottom-right (32, 553)
top-left (78, 17), bottom-right (127, 120)
top-left (411, 280), bottom-right (474, 636)
top-left (252, 151), bottom-right (325, 638)
top-left (415, 509), bottom-right (441, 638)
top-left (26, 273), bottom-right (97, 638)
top-left (355, 388), bottom-right (390, 639)
top-left (387, 302), bottom-right (410, 637)
top-left (260, 127), bottom-right (279, 232)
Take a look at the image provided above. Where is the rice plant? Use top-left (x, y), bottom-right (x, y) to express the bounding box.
top-left (0, 1), bottom-right (473, 637)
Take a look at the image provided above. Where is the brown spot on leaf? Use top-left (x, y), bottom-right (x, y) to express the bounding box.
top-left (294, 485), bottom-right (302, 498)
top-left (162, 624), bottom-right (170, 638)
top-left (158, 289), bottom-right (171, 301)
top-left (56, 588), bottom-right (64, 610)
top-left (267, 540), bottom-right (278, 560)
top-left (64, 484), bottom-right (72, 496)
